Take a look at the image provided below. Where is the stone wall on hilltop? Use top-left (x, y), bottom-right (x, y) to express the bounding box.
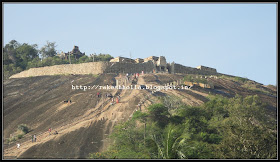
top-left (9, 62), bottom-right (109, 79)
top-left (171, 63), bottom-right (218, 75)
top-left (104, 61), bottom-right (155, 74)
top-left (9, 61), bottom-right (221, 79)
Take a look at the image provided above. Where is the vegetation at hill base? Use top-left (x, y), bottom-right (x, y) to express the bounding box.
top-left (88, 95), bottom-right (276, 159)
top-left (3, 40), bottom-right (113, 80)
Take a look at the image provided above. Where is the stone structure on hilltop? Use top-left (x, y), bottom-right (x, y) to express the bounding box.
top-left (144, 56), bottom-right (159, 63)
top-left (57, 46), bottom-right (85, 60)
top-left (156, 56), bottom-right (168, 72)
top-left (10, 54), bottom-right (220, 78)
top-left (135, 58), bottom-right (144, 63)
top-left (109, 57), bottom-right (136, 63)
top-left (108, 56), bottom-right (169, 73)
top-left (196, 65), bottom-right (217, 73)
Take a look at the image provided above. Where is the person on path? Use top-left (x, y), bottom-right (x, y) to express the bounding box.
top-left (137, 103), bottom-right (141, 111)
top-left (34, 134), bottom-right (36, 142)
top-left (110, 97), bottom-right (114, 105)
top-left (17, 143), bottom-right (20, 149)
top-left (31, 135), bottom-right (34, 142)
top-left (117, 95), bottom-right (120, 102)
top-left (48, 128), bottom-right (52, 135)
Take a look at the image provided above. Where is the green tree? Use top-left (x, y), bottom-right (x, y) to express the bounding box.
top-left (95, 54), bottom-right (114, 62)
top-left (78, 55), bottom-right (91, 63)
top-left (40, 41), bottom-right (57, 59)
top-left (148, 103), bottom-right (170, 128)
top-left (15, 43), bottom-right (39, 69)
top-left (211, 95), bottom-right (276, 159)
top-left (132, 111), bottom-right (149, 144)
top-left (26, 57), bottom-right (41, 69)
top-left (3, 40), bottom-right (21, 65)
top-left (109, 120), bottom-right (151, 159)
top-left (150, 124), bottom-right (191, 159)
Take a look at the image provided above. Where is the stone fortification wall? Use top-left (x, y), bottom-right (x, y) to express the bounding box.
top-left (10, 60), bottom-right (222, 79)
top-left (172, 63), bottom-right (218, 75)
top-left (9, 62), bottom-right (109, 79)
top-left (104, 61), bottom-right (155, 74)
top-left (196, 65), bottom-right (217, 73)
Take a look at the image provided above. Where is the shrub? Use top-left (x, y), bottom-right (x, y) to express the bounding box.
top-left (17, 124), bottom-right (29, 134)
top-left (234, 77), bottom-right (247, 83)
top-left (17, 134), bottom-right (24, 139)
top-left (8, 137), bottom-right (17, 143)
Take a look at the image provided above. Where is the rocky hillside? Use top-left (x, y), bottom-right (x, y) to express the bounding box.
top-left (3, 73), bottom-right (277, 159)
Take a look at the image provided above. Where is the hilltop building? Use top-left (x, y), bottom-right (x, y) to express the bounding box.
top-left (156, 56), bottom-right (168, 72)
top-left (57, 46), bottom-right (85, 60)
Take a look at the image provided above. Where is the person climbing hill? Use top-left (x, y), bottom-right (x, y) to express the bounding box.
top-left (48, 128), bottom-right (52, 135)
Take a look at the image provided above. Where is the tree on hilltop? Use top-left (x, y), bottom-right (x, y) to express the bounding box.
top-left (40, 41), bottom-right (57, 59)
top-left (3, 40), bottom-right (21, 65)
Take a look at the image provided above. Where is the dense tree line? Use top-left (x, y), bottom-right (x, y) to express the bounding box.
top-left (3, 40), bottom-right (113, 79)
top-left (89, 95), bottom-right (276, 159)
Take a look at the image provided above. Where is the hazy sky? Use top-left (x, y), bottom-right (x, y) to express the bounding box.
top-left (3, 3), bottom-right (277, 85)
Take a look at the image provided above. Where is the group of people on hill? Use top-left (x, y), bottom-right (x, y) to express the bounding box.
top-left (64, 100), bottom-right (72, 104)
top-left (110, 95), bottom-right (121, 105)
top-left (16, 127), bottom-right (58, 150)
top-left (48, 128), bottom-right (58, 136)
top-left (97, 92), bottom-right (114, 98)
top-left (125, 73), bottom-right (140, 82)
top-left (15, 134), bottom-right (35, 149)
top-left (97, 92), bottom-right (121, 105)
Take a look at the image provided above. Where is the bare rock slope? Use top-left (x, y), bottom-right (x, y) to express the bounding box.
top-left (3, 73), bottom-right (276, 159)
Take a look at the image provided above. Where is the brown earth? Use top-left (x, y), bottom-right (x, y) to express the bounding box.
top-left (3, 73), bottom-right (277, 159)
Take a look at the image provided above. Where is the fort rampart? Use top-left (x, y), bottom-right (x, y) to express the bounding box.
top-left (9, 61), bottom-right (222, 79)
top-left (171, 63), bottom-right (218, 75)
top-left (104, 61), bottom-right (155, 74)
top-left (9, 62), bottom-right (109, 79)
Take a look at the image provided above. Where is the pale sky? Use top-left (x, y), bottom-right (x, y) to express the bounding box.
top-left (3, 3), bottom-right (277, 85)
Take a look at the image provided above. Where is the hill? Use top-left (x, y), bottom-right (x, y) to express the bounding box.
top-left (3, 73), bottom-right (277, 159)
